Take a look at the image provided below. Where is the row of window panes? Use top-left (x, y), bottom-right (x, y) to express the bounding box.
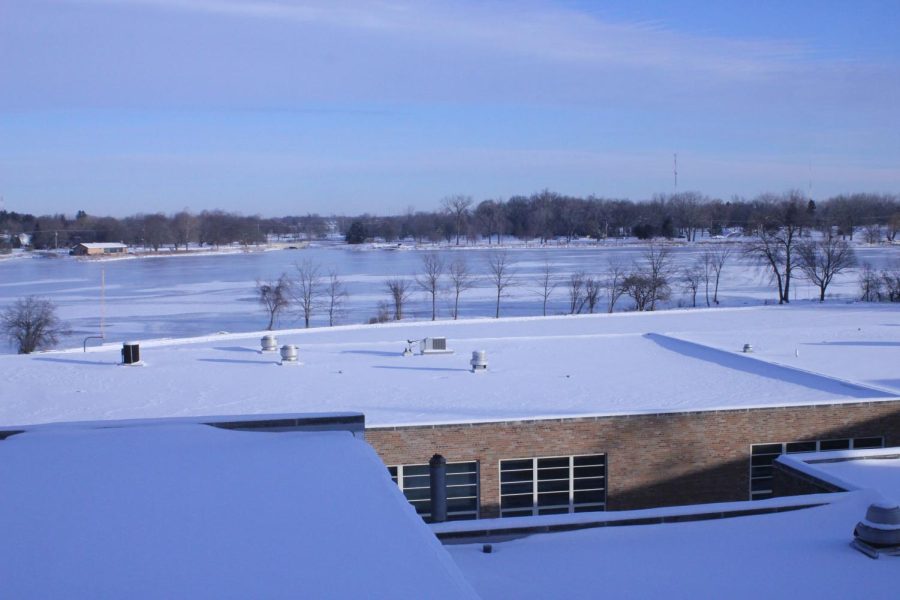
top-left (749, 436), bottom-right (884, 500)
top-left (499, 454), bottom-right (606, 518)
top-left (388, 461), bottom-right (479, 522)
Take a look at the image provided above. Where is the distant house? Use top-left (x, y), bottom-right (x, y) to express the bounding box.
top-left (71, 242), bottom-right (128, 256)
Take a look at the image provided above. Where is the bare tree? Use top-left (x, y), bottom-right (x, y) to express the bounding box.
top-left (386, 278), bottom-right (412, 320)
top-left (256, 275), bottom-right (290, 330)
top-left (882, 267), bottom-right (900, 302)
top-left (486, 251), bottom-right (516, 318)
top-left (703, 246), bottom-right (732, 305)
top-left (533, 260), bottom-right (557, 316)
top-left (745, 194), bottom-right (803, 304)
top-left (698, 253), bottom-right (713, 307)
top-left (567, 272), bottom-right (586, 314)
top-left (1, 296), bottom-right (71, 354)
top-left (681, 267), bottom-right (703, 307)
top-left (416, 253), bottom-right (444, 320)
top-left (442, 195), bottom-right (474, 246)
top-left (584, 276), bottom-right (601, 314)
top-left (797, 237), bottom-right (857, 301)
top-left (325, 270), bottom-right (347, 326)
top-left (171, 211), bottom-right (198, 251)
top-left (291, 260), bottom-right (323, 328)
top-left (622, 272), bottom-right (669, 311)
top-left (447, 258), bottom-right (475, 320)
top-left (864, 224), bottom-right (882, 245)
top-left (642, 242), bottom-right (673, 311)
top-left (603, 260), bottom-right (628, 313)
top-left (858, 263), bottom-right (881, 302)
top-left (369, 301), bottom-right (392, 324)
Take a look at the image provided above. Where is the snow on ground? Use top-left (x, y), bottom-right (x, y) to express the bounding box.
top-left (1, 304), bottom-right (898, 428)
top-left (445, 490), bottom-right (895, 599)
top-left (0, 419), bottom-right (476, 599)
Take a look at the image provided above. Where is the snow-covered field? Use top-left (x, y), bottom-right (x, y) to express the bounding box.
top-left (1, 242), bottom-right (897, 354)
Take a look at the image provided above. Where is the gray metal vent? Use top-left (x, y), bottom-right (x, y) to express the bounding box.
top-left (420, 337), bottom-right (453, 355)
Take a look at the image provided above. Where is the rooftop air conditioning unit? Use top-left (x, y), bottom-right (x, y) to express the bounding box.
top-left (420, 337), bottom-right (453, 355)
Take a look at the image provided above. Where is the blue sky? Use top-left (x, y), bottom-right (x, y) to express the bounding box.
top-left (1, 0), bottom-right (898, 217)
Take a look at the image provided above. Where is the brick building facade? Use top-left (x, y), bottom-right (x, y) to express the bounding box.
top-left (367, 399), bottom-right (900, 519)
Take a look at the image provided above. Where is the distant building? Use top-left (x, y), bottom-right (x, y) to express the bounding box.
top-left (71, 242), bottom-right (128, 256)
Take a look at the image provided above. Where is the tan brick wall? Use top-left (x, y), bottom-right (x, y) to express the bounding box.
top-left (366, 400), bottom-right (900, 517)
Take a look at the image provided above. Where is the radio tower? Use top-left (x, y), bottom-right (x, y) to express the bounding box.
top-left (673, 153), bottom-right (678, 194)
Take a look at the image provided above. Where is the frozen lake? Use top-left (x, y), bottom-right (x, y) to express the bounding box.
top-left (0, 242), bottom-right (897, 353)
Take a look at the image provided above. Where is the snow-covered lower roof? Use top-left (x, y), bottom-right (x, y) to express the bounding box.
top-left (2, 304), bottom-right (898, 428)
top-left (444, 491), bottom-right (895, 599)
top-left (0, 417), bottom-right (476, 598)
top-left (76, 242), bottom-right (128, 249)
top-left (779, 447), bottom-right (900, 504)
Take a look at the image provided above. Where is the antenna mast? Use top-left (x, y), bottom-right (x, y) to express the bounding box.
top-left (673, 153), bottom-right (678, 194)
top-left (808, 160), bottom-right (813, 200)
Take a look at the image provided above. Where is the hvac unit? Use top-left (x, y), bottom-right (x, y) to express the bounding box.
top-left (420, 337), bottom-right (453, 355)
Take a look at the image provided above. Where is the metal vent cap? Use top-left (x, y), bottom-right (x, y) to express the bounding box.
top-left (855, 503), bottom-right (900, 547)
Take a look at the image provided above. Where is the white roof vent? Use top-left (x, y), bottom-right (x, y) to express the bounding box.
top-left (852, 502), bottom-right (900, 558)
top-left (420, 337), bottom-right (453, 355)
top-left (279, 344), bottom-right (300, 366)
top-left (261, 334), bottom-right (278, 352)
top-left (470, 350), bottom-right (488, 372)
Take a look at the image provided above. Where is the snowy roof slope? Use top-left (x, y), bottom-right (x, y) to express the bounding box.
top-left (1, 304), bottom-right (898, 428)
top-left (446, 491), bottom-right (895, 599)
top-left (0, 419), bottom-right (476, 599)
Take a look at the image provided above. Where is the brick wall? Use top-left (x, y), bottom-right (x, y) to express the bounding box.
top-left (366, 400), bottom-right (900, 518)
top-left (771, 461), bottom-right (846, 497)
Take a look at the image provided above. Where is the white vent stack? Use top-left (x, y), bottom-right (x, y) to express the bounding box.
top-left (742, 343), bottom-right (753, 353)
top-left (470, 350), bottom-right (488, 372)
top-left (420, 337), bottom-right (453, 355)
top-left (260, 334), bottom-right (278, 352)
top-left (279, 344), bottom-right (299, 365)
top-left (852, 502), bottom-right (900, 558)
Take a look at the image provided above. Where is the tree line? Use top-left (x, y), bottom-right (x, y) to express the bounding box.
top-left (3, 190), bottom-right (899, 252)
top-left (0, 209), bottom-right (330, 251)
top-left (344, 190), bottom-right (900, 245)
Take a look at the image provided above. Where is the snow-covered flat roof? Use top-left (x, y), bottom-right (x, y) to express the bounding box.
top-left (76, 242), bottom-right (128, 248)
top-left (445, 491), bottom-right (895, 599)
top-left (2, 304), bottom-right (898, 428)
top-left (779, 447), bottom-right (900, 503)
top-left (0, 418), bottom-right (476, 598)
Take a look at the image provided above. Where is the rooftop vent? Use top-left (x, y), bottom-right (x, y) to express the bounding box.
top-left (470, 350), bottom-right (488, 372)
top-left (279, 344), bottom-right (300, 366)
top-left (420, 337), bottom-right (453, 355)
top-left (261, 334), bottom-right (278, 352)
top-left (121, 342), bottom-right (141, 366)
top-left (852, 502), bottom-right (900, 558)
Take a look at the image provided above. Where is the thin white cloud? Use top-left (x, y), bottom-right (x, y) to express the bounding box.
top-left (79, 0), bottom-right (814, 79)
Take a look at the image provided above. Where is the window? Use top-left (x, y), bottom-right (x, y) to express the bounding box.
top-left (388, 461), bottom-right (479, 522)
top-left (499, 454), bottom-right (606, 518)
top-left (750, 436), bottom-right (884, 500)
